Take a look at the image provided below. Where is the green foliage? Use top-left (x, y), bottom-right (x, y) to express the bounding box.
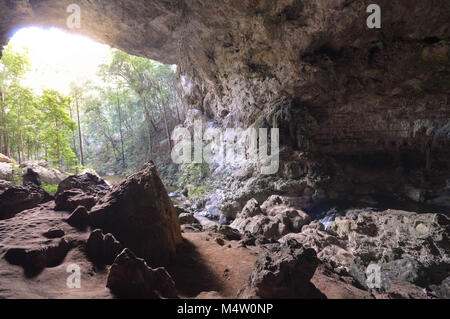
top-left (1, 44), bottom-right (183, 182)
top-left (41, 182), bottom-right (58, 195)
top-left (0, 44), bottom-right (78, 172)
top-left (11, 164), bottom-right (22, 185)
top-left (79, 48), bottom-right (182, 177)
top-left (177, 163), bottom-right (210, 198)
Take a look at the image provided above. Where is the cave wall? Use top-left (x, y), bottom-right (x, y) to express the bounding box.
top-left (1, 0), bottom-right (449, 207)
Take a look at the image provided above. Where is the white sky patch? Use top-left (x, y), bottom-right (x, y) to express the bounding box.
top-left (7, 27), bottom-right (111, 95)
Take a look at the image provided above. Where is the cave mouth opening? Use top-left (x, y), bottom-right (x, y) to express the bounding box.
top-left (1, 26), bottom-right (183, 189)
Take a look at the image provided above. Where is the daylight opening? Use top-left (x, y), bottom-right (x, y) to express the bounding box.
top-left (0, 27), bottom-right (184, 189)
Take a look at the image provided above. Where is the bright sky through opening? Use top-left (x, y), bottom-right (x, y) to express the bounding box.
top-left (7, 27), bottom-right (111, 95)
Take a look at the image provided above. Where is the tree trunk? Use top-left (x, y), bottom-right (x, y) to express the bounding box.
top-left (141, 95), bottom-right (153, 160)
top-left (161, 97), bottom-right (173, 154)
top-left (75, 97), bottom-right (84, 166)
top-left (116, 90), bottom-right (126, 169)
top-left (17, 101), bottom-right (25, 163)
top-left (1, 90), bottom-right (10, 157)
top-left (69, 103), bottom-right (78, 159)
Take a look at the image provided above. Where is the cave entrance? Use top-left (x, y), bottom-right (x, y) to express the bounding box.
top-left (1, 26), bottom-right (184, 190)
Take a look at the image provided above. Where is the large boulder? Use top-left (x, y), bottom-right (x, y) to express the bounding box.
top-left (90, 162), bottom-right (182, 266)
top-left (0, 184), bottom-right (53, 219)
top-left (230, 196), bottom-right (311, 240)
top-left (20, 160), bottom-right (68, 185)
top-left (0, 162), bottom-right (14, 181)
top-left (0, 153), bottom-right (12, 163)
top-left (54, 189), bottom-right (96, 212)
top-left (56, 172), bottom-right (111, 198)
top-left (178, 212), bottom-right (199, 225)
top-left (279, 228), bottom-right (353, 269)
top-left (106, 248), bottom-right (178, 299)
top-left (238, 240), bottom-right (319, 298)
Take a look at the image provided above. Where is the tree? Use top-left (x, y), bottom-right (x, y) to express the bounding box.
top-left (38, 89), bottom-right (77, 168)
top-left (69, 82), bottom-right (85, 166)
top-left (0, 44), bottom-right (30, 157)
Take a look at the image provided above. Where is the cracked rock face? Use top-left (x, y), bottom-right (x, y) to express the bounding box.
top-left (0, 1), bottom-right (448, 204)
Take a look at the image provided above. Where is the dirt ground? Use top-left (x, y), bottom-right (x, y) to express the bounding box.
top-left (0, 202), bottom-right (372, 299)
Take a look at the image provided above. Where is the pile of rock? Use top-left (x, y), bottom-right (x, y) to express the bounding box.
top-left (277, 209), bottom-right (450, 298)
top-left (230, 196), bottom-right (311, 240)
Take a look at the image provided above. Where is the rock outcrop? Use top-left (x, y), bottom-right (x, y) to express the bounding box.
top-left (328, 209), bottom-right (450, 287)
top-left (56, 173), bottom-right (111, 198)
top-left (90, 162), bottom-right (182, 266)
top-left (20, 161), bottom-right (68, 185)
top-left (86, 229), bottom-right (124, 265)
top-left (66, 206), bottom-right (90, 229)
top-left (238, 240), bottom-right (319, 298)
top-left (106, 248), bottom-right (178, 299)
top-left (0, 184), bottom-right (53, 219)
top-left (178, 212), bottom-right (199, 225)
top-left (231, 196), bottom-right (311, 240)
top-left (279, 208), bottom-right (449, 296)
top-left (54, 189), bottom-right (96, 212)
top-left (4, 238), bottom-right (70, 276)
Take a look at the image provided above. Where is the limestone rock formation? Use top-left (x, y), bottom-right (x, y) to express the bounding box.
top-left (238, 240), bottom-right (319, 298)
top-left (90, 162), bottom-right (182, 266)
top-left (56, 173), bottom-right (111, 198)
top-left (66, 206), bottom-right (90, 229)
top-left (0, 184), bottom-right (53, 219)
top-left (0, 1), bottom-right (447, 209)
top-left (279, 208), bottom-right (449, 296)
top-left (20, 160), bottom-right (68, 185)
top-left (86, 229), bottom-right (123, 265)
top-left (42, 227), bottom-right (65, 239)
top-left (0, 202), bottom-right (113, 298)
top-left (54, 189), bottom-right (96, 212)
top-left (231, 196), bottom-right (311, 240)
top-left (107, 248), bottom-right (178, 299)
top-left (4, 238), bottom-right (70, 276)
top-left (178, 212), bottom-right (199, 225)
top-left (327, 209), bottom-right (450, 284)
